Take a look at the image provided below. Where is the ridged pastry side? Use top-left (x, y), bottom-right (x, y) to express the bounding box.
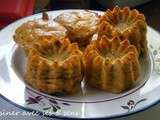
top-left (25, 37), bottom-right (83, 94)
top-left (84, 36), bottom-right (140, 93)
top-left (98, 6), bottom-right (147, 55)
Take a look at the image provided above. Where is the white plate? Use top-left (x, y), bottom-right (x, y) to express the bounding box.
top-left (0, 10), bottom-right (160, 119)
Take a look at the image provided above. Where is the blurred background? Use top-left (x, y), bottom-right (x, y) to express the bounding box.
top-left (0, 0), bottom-right (160, 32)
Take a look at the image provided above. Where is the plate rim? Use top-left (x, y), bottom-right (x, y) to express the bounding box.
top-left (0, 93), bottom-right (160, 120)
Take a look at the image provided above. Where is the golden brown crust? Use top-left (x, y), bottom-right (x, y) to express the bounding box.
top-left (13, 13), bottom-right (67, 54)
top-left (25, 37), bottom-right (83, 94)
top-left (97, 6), bottom-right (147, 55)
top-left (84, 36), bottom-right (140, 93)
top-left (54, 11), bottom-right (98, 47)
top-left (12, 9), bottom-right (146, 95)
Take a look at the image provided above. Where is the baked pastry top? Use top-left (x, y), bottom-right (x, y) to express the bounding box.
top-left (84, 36), bottom-right (140, 93)
top-left (54, 11), bottom-right (98, 46)
top-left (14, 12), bottom-right (67, 54)
top-left (25, 36), bottom-right (83, 94)
top-left (98, 6), bottom-right (147, 55)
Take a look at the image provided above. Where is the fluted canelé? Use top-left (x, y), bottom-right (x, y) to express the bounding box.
top-left (98, 6), bottom-right (147, 55)
top-left (84, 36), bottom-right (140, 93)
top-left (25, 36), bottom-right (83, 94)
